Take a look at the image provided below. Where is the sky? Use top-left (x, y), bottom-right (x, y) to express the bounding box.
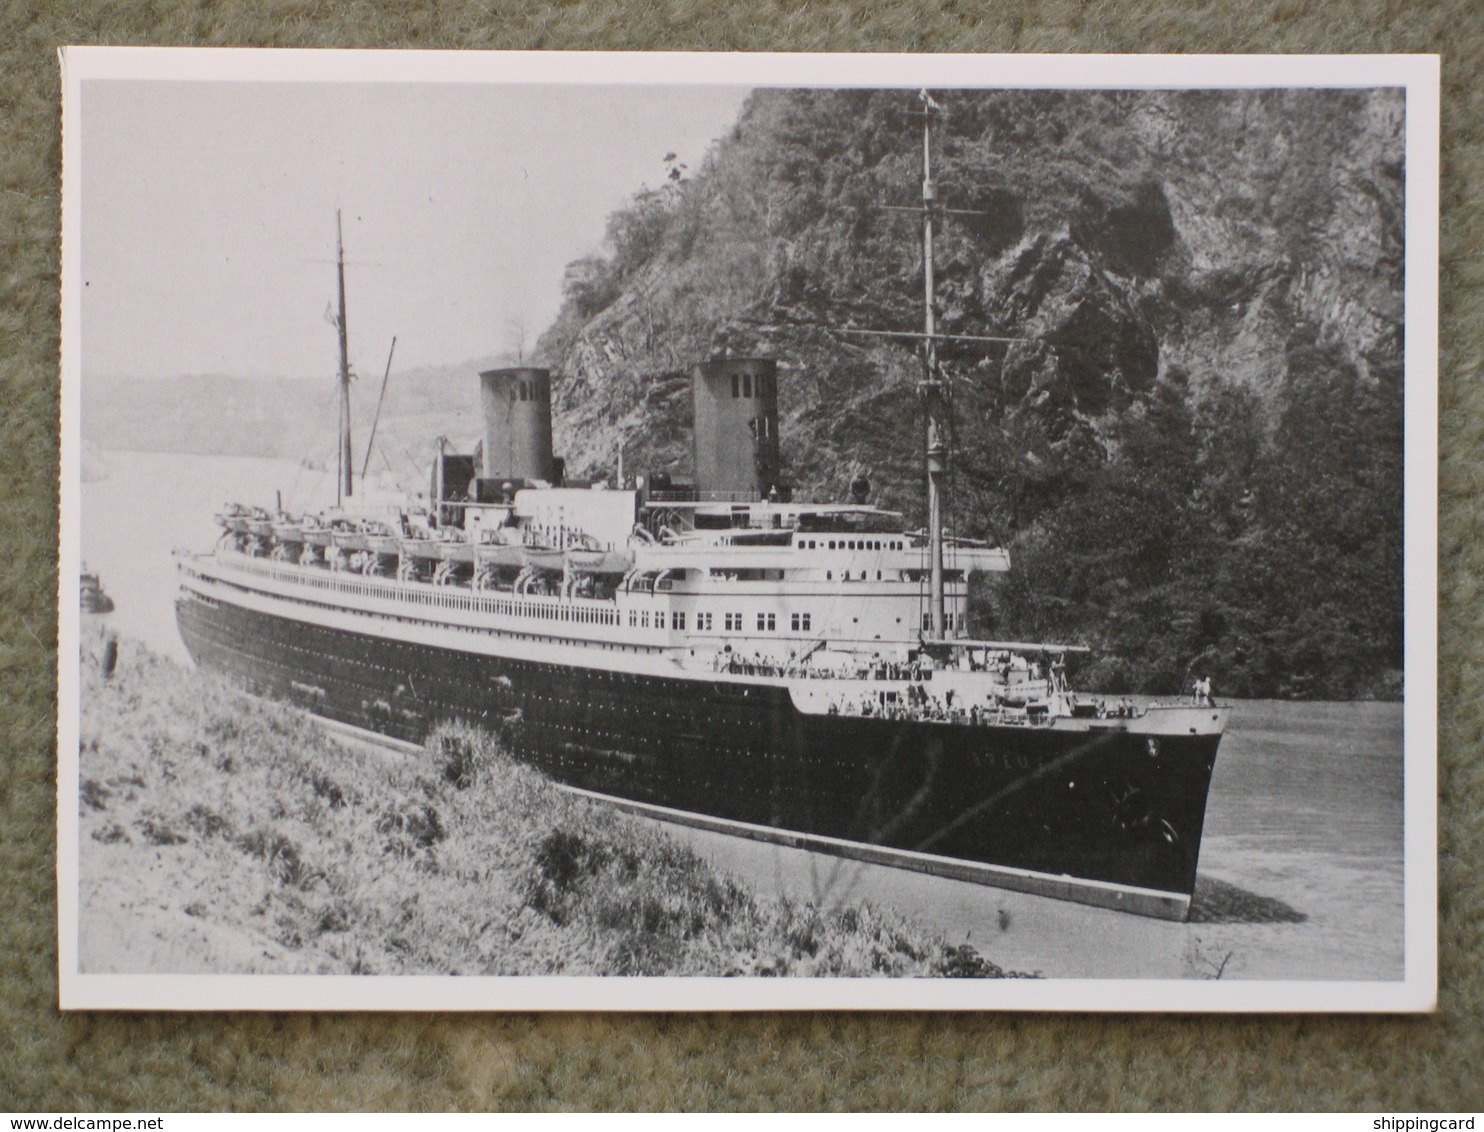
top-left (78, 80), bottom-right (750, 382)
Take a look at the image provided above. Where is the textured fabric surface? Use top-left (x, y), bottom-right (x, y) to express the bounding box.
top-left (3, 1), bottom-right (1480, 1112)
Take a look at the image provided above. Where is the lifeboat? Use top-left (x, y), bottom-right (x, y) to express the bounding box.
top-left (244, 508), bottom-right (275, 539)
top-left (215, 503), bottom-right (252, 535)
top-left (435, 532), bottom-right (476, 567)
top-left (475, 541), bottom-right (527, 570)
top-left (329, 520), bottom-right (369, 554)
top-left (361, 520), bottom-right (402, 558)
top-left (300, 516), bottom-right (335, 549)
top-left (522, 545), bottom-right (567, 573)
top-left (272, 514), bottom-right (305, 544)
top-left (566, 547), bottom-right (635, 574)
top-left (400, 533), bottom-right (444, 563)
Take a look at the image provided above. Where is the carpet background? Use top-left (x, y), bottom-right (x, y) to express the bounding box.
top-left (2, 1), bottom-right (1479, 1112)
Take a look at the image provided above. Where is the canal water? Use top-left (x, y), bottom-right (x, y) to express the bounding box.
top-left (78, 448), bottom-right (1407, 981)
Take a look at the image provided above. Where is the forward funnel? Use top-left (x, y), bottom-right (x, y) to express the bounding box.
top-left (479, 367), bottom-right (556, 483)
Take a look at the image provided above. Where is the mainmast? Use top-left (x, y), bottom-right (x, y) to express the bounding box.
top-left (918, 91), bottom-right (949, 641)
top-left (335, 210), bottom-right (354, 506)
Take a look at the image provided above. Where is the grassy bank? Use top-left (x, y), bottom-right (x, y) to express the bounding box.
top-left (75, 629), bottom-right (1022, 978)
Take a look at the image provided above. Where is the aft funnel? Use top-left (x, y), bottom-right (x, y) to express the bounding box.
top-left (691, 357), bottom-right (780, 501)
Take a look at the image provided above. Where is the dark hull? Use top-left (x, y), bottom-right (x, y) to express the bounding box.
top-left (177, 590), bottom-right (1220, 915)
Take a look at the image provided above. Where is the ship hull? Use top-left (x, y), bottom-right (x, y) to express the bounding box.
top-left (177, 588), bottom-right (1221, 918)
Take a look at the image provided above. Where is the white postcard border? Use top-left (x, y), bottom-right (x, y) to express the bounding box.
top-left (56, 47), bottom-right (1440, 1013)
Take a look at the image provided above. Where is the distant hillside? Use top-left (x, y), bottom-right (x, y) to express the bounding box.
top-left (533, 88), bottom-right (1405, 700)
top-left (81, 359), bottom-right (492, 474)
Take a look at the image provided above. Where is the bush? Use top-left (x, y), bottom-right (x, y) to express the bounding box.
top-left (432, 725), bottom-right (494, 790)
top-left (376, 802), bottom-right (444, 858)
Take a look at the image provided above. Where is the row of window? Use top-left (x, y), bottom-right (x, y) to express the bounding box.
top-left (228, 555), bottom-right (938, 639)
top-left (730, 372), bottom-right (771, 399)
top-left (621, 609), bottom-right (824, 634)
top-left (923, 612), bottom-right (967, 631)
top-left (720, 612), bottom-right (812, 633)
top-left (628, 609), bottom-right (688, 630)
top-left (799, 539), bottom-right (905, 551)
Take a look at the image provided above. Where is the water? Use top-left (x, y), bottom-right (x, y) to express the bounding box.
top-left (78, 449), bottom-right (1407, 980)
top-left (81, 449), bottom-right (342, 662)
top-left (657, 697), bottom-right (1403, 980)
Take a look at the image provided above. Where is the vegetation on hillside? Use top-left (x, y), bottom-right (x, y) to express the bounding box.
top-left (536, 89), bottom-right (1405, 700)
top-left (77, 633), bottom-right (1023, 978)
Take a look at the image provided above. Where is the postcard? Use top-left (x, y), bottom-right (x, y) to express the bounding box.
top-left (58, 48), bottom-right (1439, 1011)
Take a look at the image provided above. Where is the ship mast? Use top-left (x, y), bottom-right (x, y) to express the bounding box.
top-left (918, 91), bottom-right (949, 641)
top-left (335, 210), bottom-right (354, 506)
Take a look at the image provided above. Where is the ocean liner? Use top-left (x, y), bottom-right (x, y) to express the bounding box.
top-left (176, 96), bottom-right (1227, 920)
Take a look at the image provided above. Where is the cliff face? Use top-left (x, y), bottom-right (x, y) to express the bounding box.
top-left (535, 88), bottom-right (1405, 698)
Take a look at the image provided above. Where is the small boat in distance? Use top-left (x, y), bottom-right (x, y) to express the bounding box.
top-left (80, 565), bottom-right (114, 614)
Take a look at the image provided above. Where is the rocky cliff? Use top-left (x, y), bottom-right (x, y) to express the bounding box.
top-left (536, 87), bottom-right (1404, 699)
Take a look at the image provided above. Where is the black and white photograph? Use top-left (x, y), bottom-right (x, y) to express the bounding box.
top-left (57, 50), bottom-right (1438, 1011)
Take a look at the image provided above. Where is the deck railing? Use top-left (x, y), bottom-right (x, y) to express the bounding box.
top-left (210, 552), bottom-right (623, 628)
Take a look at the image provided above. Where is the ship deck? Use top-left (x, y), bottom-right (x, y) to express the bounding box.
top-left (179, 549), bottom-right (1224, 736)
